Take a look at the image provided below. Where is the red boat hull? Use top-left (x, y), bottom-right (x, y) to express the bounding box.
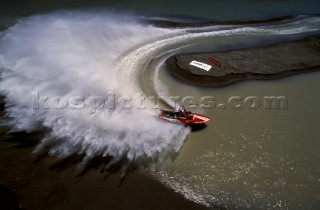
top-left (159, 110), bottom-right (210, 125)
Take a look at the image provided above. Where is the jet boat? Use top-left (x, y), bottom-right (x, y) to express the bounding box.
top-left (159, 107), bottom-right (210, 125)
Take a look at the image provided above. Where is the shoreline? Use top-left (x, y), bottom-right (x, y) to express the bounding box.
top-left (149, 14), bottom-right (319, 28)
top-left (165, 35), bottom-right (320, 87)
top-left (0, 131), bottom-right (211, 210)
top-left (150, 15), bottom-right (294, 28)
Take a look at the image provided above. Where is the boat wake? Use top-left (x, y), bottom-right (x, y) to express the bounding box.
top-left (0, 11), bottom-right (190, 165)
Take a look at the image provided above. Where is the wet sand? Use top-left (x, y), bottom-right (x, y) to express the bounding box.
top-left (0, 123), bottom-right (210, 210)
top-left (0, 140), bottom-right (211, 210)
top-left (166, 35), bottom-right (320, 86)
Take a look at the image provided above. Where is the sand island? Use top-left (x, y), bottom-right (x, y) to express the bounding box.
top-left (166, 35), bottom-right (320, 86)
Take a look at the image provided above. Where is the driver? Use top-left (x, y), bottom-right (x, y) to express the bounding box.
top-left (178, 106), bottom-right (186, 117)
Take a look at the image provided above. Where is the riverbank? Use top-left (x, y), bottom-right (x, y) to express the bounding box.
top-left (165, 35), bottom-right (320, 86)
top-left (0, 118), bottom-right (210, 210)
top-left (0, 140), bottom-right (210, 210)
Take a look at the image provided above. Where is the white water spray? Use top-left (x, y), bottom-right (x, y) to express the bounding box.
top-left (0, 11), bottom-right (190, 163)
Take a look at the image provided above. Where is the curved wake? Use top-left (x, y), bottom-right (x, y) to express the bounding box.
top-left (0, 11), bottom-right (190, 164)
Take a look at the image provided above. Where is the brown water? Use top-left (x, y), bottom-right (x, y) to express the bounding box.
top-left (149, 67), bottom-right (320, 209)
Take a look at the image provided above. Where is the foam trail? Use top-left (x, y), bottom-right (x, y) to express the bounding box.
top-left (0, 11), bottom-right (190, 163)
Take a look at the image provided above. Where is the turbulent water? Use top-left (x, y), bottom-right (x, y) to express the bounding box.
top-left (1, 10), bottom-right (320, 209)
top-left (0, 12), bottom-right (192, 164)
